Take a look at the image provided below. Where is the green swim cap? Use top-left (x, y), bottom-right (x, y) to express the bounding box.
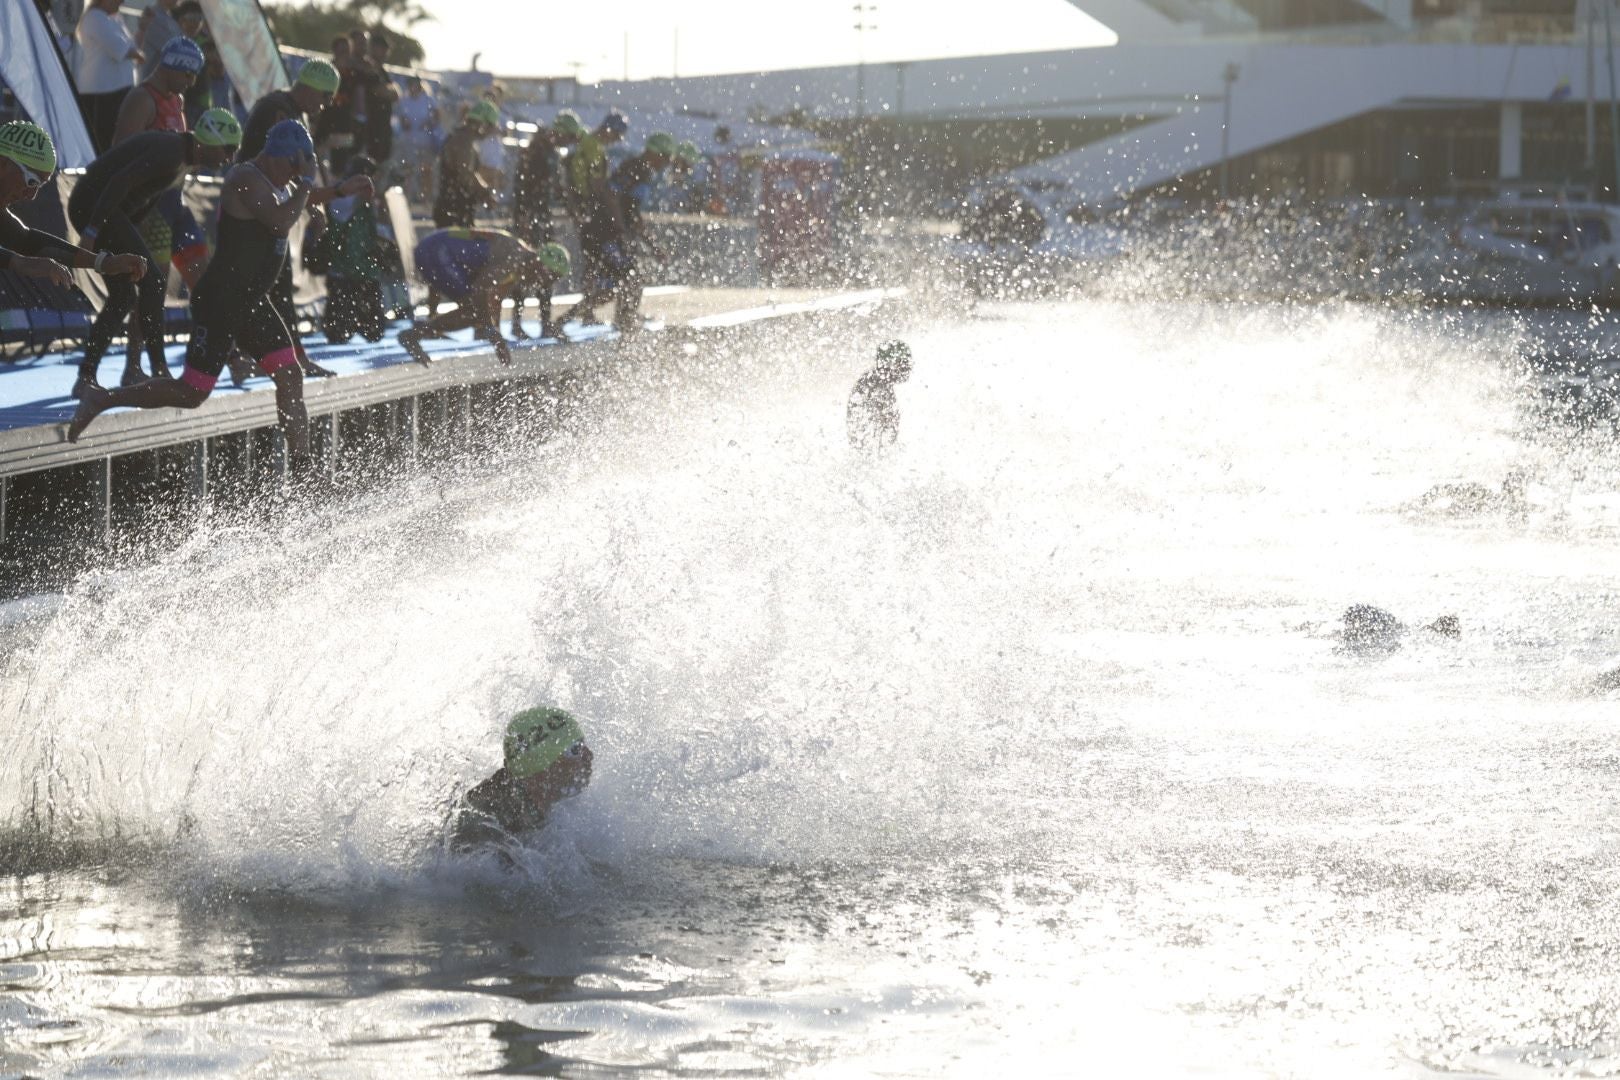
top-left (296, 59), bottom-right (341, 94)
top-left (0, 121), bottom-right (57, 175)
top-left (536, 242), bottom-right (570, 277)
top-left (554, 110), bottom-right (586, 138)
top-left (468, 100), bottom-right (501, 129)
top-left (194, 108), bottom-right (242, 147)
top-left (675, 140), bottom-right (701, 166)
top-left (644, 131), bottom-right (676, 158)
top-left (504, 707), bottom-right (585, 780)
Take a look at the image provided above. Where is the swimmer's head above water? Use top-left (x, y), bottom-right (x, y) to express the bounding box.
top-left (504, 706), bottom-right (594, 813)
top-left (875, 340), bottom-right (913, 381)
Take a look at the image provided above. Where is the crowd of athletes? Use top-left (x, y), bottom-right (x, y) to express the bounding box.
top-left (0, 0), bottom-right (709, 475)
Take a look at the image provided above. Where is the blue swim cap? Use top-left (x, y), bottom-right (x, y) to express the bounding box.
top-left (263, 118), bottom-right (314, 160)
top-left (602, 110), bottom-right (628, 136)
top-left (160, 35), bottom-right (205, 74)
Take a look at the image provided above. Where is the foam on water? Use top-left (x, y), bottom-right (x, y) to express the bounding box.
top-left (6, 298), bottom-right (1620, 1073)
top-left (1, 301), bottom-right (1615, 881)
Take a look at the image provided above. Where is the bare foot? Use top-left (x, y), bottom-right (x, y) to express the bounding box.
top-left (67, 384), bottom-right (110, 442)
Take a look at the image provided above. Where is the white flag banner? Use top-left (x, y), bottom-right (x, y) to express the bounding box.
top-left (0, 0), bottom-right (96, 168)
top-left (197, 0), bottom-right (288, 109)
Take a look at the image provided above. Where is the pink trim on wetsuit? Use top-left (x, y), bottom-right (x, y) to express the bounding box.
top-left (260, 348), bottom-right (299, 374)
top-left (180, 367), bottom-right (218, 393)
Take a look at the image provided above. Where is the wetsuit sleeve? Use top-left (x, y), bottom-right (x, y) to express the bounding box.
top-left (83, 146), bottom-right (177, 235)
top-left (0, 211), bottom-right (80, 264)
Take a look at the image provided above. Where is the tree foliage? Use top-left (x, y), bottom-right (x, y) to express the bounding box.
top-left (263, 0), bottom-right (430, 67)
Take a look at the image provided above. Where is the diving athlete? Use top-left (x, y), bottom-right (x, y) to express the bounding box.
top-left (397, 228), bottom-right (571, 366)
top-left (449, 707), bottom-right (593, 851)
top-left (0, 122), bottom-right (148, 306)
top-left (68, 120), bottom-right (374, 476)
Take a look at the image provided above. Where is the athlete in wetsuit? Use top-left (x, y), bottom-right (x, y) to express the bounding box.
top-left (847, 340), bottom-right (913, 452)
top-left (561, 111), bottom-right (628, 324)
top-left (111, 35), bottom-right (201, 145)
top-left (507, 110), bottom-right (581, 340)
top-left (557, 132), bottom-right (672, 333)
top-left (432, 99), bottom-right (501, 229)
top-left (237, 61), bottom-right (343, 381)
top-left (69, 109), bottom-right (241, 397)
top-left (449, 707), bottom-right (593, 852)
top-left (68, 120), bottom-right (374, 476)
top-left (0, 122), bottom-right (148, 314)
top-left (398, 228), bottom-right (570, 366)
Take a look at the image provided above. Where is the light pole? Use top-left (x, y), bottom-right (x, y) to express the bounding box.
top-left (853, 3), bottom-right (877, 120)
top-left (1220, 61), bottom-right (1241, 200)
top-left (893, 60), bottom-right (910, 116)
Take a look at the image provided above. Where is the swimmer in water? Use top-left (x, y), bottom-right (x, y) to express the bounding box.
top-left (449, 706), bottom-right (593, 851)
top-left (847, 340), bottom-right (913, 453)
top-left (1339, 604), bottom-right (1459, 654)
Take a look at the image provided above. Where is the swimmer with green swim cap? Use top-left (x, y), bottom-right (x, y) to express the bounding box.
top-left (1, 121), bottom-right (151, 295)
top-left (449, 707), bottom-right (594, 851)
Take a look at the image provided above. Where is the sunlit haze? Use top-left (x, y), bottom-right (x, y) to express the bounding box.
top-left (412, 0), bottom-right (1115, 80)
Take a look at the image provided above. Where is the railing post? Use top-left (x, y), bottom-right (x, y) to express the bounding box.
top-left (93, 456), bottom-right (111, 544)
top-left (190, 439), bottom-right (209, 505)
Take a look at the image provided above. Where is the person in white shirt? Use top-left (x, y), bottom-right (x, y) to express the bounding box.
top-left (395, 76), bottom-right (440, 205)
top-left (76, 0), bottom-right (143, 151)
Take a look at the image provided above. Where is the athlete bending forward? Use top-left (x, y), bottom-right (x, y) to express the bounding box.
top-left (68, 120), bottom-right (373, 475)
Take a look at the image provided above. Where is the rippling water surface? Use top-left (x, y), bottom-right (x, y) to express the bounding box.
top-left (5, 299), bottom-right (1620, 1077)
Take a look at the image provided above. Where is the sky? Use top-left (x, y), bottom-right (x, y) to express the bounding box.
top-left (410, 0), bottom-right (1116, 82)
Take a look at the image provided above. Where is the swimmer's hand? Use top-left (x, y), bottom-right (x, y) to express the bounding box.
top-left (13, 255), bottom-right (73, 288)
top-left (101, 253), bottom-right (147, 280)
top-left (338, 175), bottom-right (375, 200)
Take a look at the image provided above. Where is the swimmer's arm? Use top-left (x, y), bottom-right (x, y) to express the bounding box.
top-left (0, 216), bottom-right (135, 277)
top-left (233, 167), bottom-right (311, 233)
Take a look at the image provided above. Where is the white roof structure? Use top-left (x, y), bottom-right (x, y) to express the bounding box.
top-left (593, 1), bottom-right (1598, 201)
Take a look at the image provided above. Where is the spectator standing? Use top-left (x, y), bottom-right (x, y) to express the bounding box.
top-left (362, 30), bottom-right (398, 166)
top-left (187, 31), bottom-right (247, 127)
top-left (317, 38), bottom-right (360, 172)
top-left (137, 0), bottom-right (180, 80)
top-left (76, 0), bottom-right (143, 151)
top-left (395, 76), bottom-right (439, 204)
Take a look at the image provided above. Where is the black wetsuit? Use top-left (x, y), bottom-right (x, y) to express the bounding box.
top-left (68, 131), bottom-right (197, 382)
top-left (236, 90), bottom-right (313, 348)
top-left (510, 136), bottom-right (559, 327)
top-left (847, 369), bottom-right (900, 451)
top-left (0, 207), bottom-right (81, 270)
top-left (449, 768), bottom-right (550, 851)
top-left (182, 186), bottom-right (293, 385)
top-left (432, 125), bottom-right (483, 229)
top-left (236, 89), bottom-right (302, 163)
